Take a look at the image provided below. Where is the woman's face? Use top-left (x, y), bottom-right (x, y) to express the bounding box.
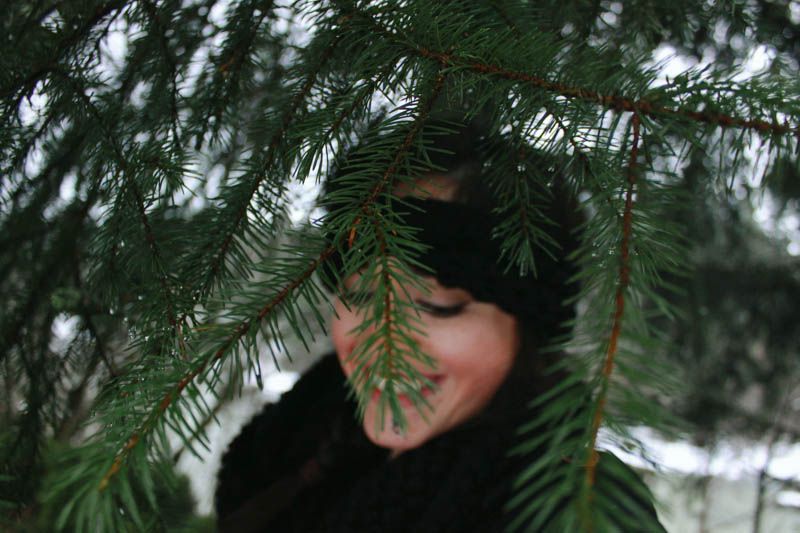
top-left (331, 275), bottom-right (519, 452)
top-left (329, 175), bottom-right (519, 452)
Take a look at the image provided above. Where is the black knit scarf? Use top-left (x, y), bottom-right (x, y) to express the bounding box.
top-left (215, 352), bottom-right (546, 532)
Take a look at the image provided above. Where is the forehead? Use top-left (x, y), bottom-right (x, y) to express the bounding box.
top-left (393, 174), bottom-right (459, 201)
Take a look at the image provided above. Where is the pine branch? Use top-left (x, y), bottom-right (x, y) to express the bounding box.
top-left (482, 129), bottom-right (562, 276)
top-left (73, 250), bottom-right (120, 380)
top-left (11, 1), bottom-right (60, 44)
top-left (0, 198), bottom-right (94, 365)
top-left (0, 126), bottom-right (88, 249)
top-left (195, 0), bottom-right (274, 143)
top-left (295, 63), bottom-right (394, 178)
top-left (1, 0), bottom-right (128, 114)
top-left (139, 0), bottom-right (183, 147)
top-left (97, 243), bottom-right (336, 490)
top-left (411, 48), bottom-right (798, 138)
top-left (201, 29), bottom-right (344, 293)
top-left (340, 4), bottom-right (797, 140)
top-left (98, 67), bottom-right (446, 491)
top-left (54, 336), bottom-right (106, 442)
top-left (170, 376), bottom-right (237, 464)
top-left (358, 71), bottom-right (448, 216)
top-left (544, 106), bottom-right (623, 223)
top-left (62, 73), bottom-right (181, 334)
top-left (324, 68), bottom-right (449, 428)
top-left (7, 3), bottom-right (799, 530)
top-left (5, 110), bottom-right (57, 177)
top-left (585, 114), bottom-right (641, 490)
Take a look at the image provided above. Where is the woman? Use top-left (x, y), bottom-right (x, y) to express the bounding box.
top-left (214, 120), bottom-right (662, 532)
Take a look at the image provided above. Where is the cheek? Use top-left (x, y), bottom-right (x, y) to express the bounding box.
top-left (330, 301), bottom-right (353, 369)
top-left (330, 300), bottom-right (359, 375)
top-left (430, 308), bottom-right (518, 391)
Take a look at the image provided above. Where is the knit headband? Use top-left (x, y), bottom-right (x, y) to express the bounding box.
top-left (323, 197), bottom-right (577, 334)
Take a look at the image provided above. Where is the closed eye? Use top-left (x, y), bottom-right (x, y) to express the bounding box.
top-left (417, 300), bottom-right (467, 318)
top-left (342, 290), bottom-right (467, 317)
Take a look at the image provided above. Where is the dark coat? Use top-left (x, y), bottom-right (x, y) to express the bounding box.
top-left (215, 354), bottom-right (664, 532)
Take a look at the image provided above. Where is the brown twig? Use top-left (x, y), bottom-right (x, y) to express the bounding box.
top-left (413, 48), bottom-right (797, 138)
top-left (585, 114), bottom-right (641, 491)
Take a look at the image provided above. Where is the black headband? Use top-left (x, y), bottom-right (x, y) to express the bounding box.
top-left (323, 197), bottom-right (578, 335)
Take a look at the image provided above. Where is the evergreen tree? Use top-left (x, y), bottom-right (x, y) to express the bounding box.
top-left (1, 0), bottom-right (798, 530)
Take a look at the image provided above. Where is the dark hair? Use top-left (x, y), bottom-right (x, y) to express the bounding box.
top-left (407, 121), bottom-right (582, 429)
top-left (323, 113), bottom-right (582, 342)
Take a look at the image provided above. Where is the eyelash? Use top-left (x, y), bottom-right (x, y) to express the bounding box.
top-left (419, 302), bottom-right (467, 318)
top-left (342, 290), bottom-right (467, 318)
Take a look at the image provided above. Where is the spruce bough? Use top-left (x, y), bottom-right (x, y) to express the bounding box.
top-left (2, 1), bottom-right (798, 530)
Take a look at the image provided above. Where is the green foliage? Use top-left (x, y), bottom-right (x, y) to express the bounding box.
top-left (13, 438), bottom-right (212, 532)
top-left (1, 0), bottom-right (799, 531)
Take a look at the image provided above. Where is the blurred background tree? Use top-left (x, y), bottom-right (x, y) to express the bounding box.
top-left (1, 0), bottom-right (798, 531)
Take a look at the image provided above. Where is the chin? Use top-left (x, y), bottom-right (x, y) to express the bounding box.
top-left (363, 421), bottom-right (432, 452)
top-left (361, 398), bottom-right (439, 452)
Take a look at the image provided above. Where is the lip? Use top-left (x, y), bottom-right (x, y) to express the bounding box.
top-left (371, 374), bottom-right (444, 407)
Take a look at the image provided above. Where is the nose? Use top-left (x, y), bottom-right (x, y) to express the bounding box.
top-left (338, 296), bottom-right (435, 385)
